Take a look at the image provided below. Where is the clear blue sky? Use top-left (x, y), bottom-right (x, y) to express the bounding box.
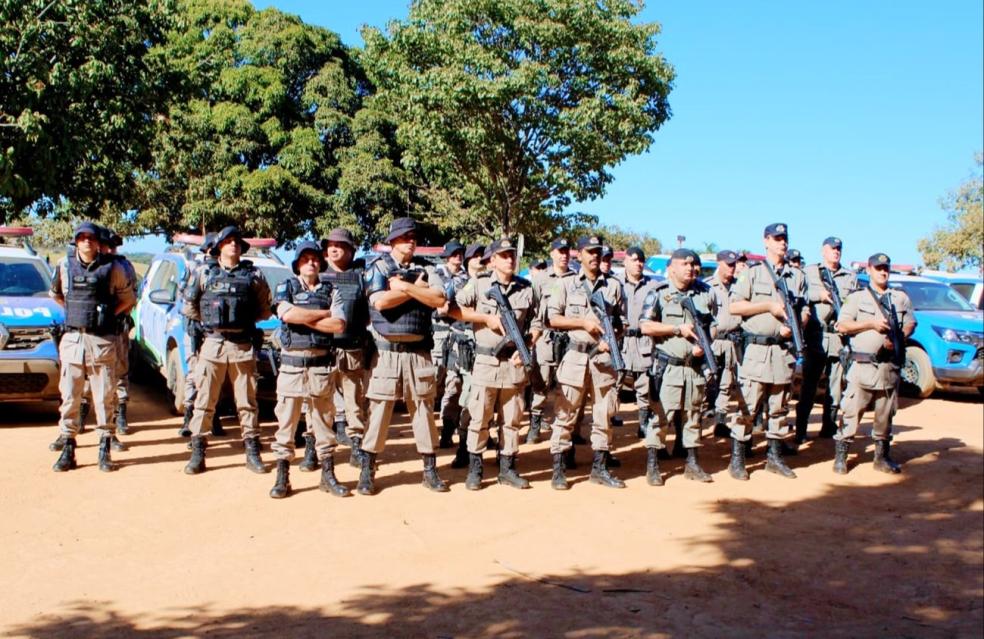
top-left (240, 1), bottom-right (981, 266)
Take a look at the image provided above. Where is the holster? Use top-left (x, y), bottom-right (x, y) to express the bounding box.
top-left (551, 331), bottom-right (570, 363)
top-left (649, 356), bottom-right (668, 399)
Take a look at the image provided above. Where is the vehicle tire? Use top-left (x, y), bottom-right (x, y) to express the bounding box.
top-left (900, 346), bottom-right (935, 399)
top-left (166, 347), bottom-right (186, 415)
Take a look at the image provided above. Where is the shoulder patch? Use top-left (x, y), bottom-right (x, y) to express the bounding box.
top-left (651, 280), bottom-right (670, 291)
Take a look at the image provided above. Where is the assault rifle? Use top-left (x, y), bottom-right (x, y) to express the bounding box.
top-left (485, 282), bottom-right (545, 393)
top-left (819, 267), bottom-right (843, 317)
top-left (678, 293), bottom-right (718, 381)
top-left (869, 288), bottom-right (906, 367)
top-left (763, 262), bottom-right (805, 361)
top-left (587, 289), bottom-right (626, 378)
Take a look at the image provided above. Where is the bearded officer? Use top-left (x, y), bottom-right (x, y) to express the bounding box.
top-left (357, 217), bottom-right (450, 495)
top-left (449, 242), bottom-right (486, 469)
top-left (833, 253), bottom-right (914, 474)
top-left (268, 242), bottom-right (349, 499)
top-left (182, 225), bottom-right (273, 475)
top-left (50, 222), bottom-right (136, 472)
top-left (726, 223), bottom-right (808, 480)
top-left (705, 250), bottom-right (743, 437)
top-left (453, 238), bottom-right (541, 490)
top-left (618, 246), bottom-right (657, 439)
top-left (546, 235), bottom-right (625, 490)
top-left (526, 237), bottom-right (575, 444)
top-left (795, 236), bottom-right (857, 444)
top-left (432, 240), bottom-right (469, 449)
top-left (321, 228), bottom-right (370, 468)
top-left (639, 249), bottom-right (717, 485)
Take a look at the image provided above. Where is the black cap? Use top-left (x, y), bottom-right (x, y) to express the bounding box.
top-left (324, 228), bottom-right (356, 250)
top-left (764, 222), bottom-right (789, 238)
top-left (464, 243), bottom-right (486, 260)
top-left (868, 253), bottom-right (891, 267)
top-left (210, 226), bottom-right (250, 256)
top-left (737, 251), bottom-right (749, 262)
top-left (72, 221), bottom-right (101, 244)
top-left (385, 217), bottom-right (418, 243)
top-left (823, 236), bottom-right (843, 249)
top-left (440, 240), bottom-right (465, 258)
top-left (108, 230), bottom-right (123, 247)
top-left (625, 246), bottom-right (645, 262)
top-left (550, 238), bottom-right (571, 251)
top-left (96, 225), bottom-right (113, 245)
top-left (201, 232), bottom-right (217, 254)
top-left (601, 244), bottom-right (614, 259)
top-left (786, 249), bottom-right (802, 262)
top-left (670, 248), bottom-right (699, 263)
top-left (716, 250), bottom-right (738, 265)
top-left (292, 241), bottom-right (328, 275)
top-left (486, 238), bottom-right (518, 257)
top-left (530, 258), bottom-right (548, 269)
top-left (576, 235), bottom-right (603, 251)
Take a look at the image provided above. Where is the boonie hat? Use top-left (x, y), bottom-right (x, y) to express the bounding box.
top-left (385, 217), bottom-right (418, 243)
top-left (292, 241), bottom-right (328, 275)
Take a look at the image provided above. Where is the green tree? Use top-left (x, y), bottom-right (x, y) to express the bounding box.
top-left (918, 154), bottom-right (984, 272)
top-left (362, 0), bottom-right (674, 251)
top-left (0, 0), bottom-right (172, 222)
top-left (563, 221), bottom-right (662, 256)
top-left (132, 1), bottom-right (367, 244)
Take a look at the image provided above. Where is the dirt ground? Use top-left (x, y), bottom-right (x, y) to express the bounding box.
top-left (0, 380), bottom-right (981, 639)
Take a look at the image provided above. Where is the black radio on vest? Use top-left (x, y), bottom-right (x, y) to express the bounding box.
top-left (200, 263), bottom-right (257, 331)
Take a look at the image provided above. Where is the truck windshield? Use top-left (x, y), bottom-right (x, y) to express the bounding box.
top-left (893, 281), bottom-right (975, 312)
top-left (0, 258), bottom-right (51, 297)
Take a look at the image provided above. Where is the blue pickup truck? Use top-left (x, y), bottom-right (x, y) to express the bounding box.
top-left (0, 227), bottom-right (63, 403)
top-left (131, 235), bottom-right (290, 413)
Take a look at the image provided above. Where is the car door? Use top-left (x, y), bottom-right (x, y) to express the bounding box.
top-left (142, 258), bottom-right (178, 368)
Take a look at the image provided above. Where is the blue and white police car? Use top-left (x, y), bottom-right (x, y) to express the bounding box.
top-left (0, 227), bottom-right (63, 403)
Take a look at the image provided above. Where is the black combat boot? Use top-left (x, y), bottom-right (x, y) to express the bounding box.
top-left (646, 447), bottom-right (663, 486)
top-left (818, 404), bottom-right (837, 438)
top-left (348, 435), bottom-right (363, 468)
top-left (439, 418), bottom-right (457, 449)
top-left (334, 420), bottom-right (352, 447)
top-left (211, 413), bottom-right (226, 437)
top-left (49, 434), bottom-right (68, 452)
top-left (79, 401), bottom-right (90, 432)
top-left (294, 420), bottom-right (307, 448)
top-left (97, 434), bottom-right (117, 472)
top-left (873, 439), bottom-right (901, 474)
top-left (110, 434), bottom-right (127, 452)
top-left (178, 404), bottom-right (193, 437)
top-left (744, 438), bottom-right (756, 458)
top-left (244, 436), bottom-right (267, 474)
top-left (269, 459), bottom-right (291, 499)
top-left (637, 407), bottom-right (651, 439)
top-left (465, 453), bottom-right (483, 490)
top-left (551, 453), bottom-right (569, 490)
top-left (589, 451), bottom-right (626, 488)
top-left (563, 444), bottom-right (577, 470)
top-left (356, 451), bottom-right (377, 495)
top-left (794, 417), bottom-right (809, 445)
top-left (684, 447), bottom-right (713, 482)
top-left (498, 455), bottom-right (530, 489)
top-left (728, 438), bottom-right (749, 481)
top-left (526, 414), bottom-right (543, 444)
top-left (184, 436), bottom-right (207, 474)
top-left (319, 454), bottom-right (351, 497)
top-left (713, 412), bottom-right (730, 438)
top-left (52, 437), bottom-right (77, 472)
top-left (671, 428), bottom-right (687, 459)
top-left (610, 415), bottom-right (624, 427)
top-left (421, 453), bottom-right (449, 492)
top-left (451, 432), bottom-right (469, 469)
top-left (765, 439), bottom-right (797, 478)
top-left (571, 430), bottom-right (588, 445)
top-left (115, 403), bottom-right (129, 436)
top-left (298, 432), bottom-right (319, 472)
top-left (833, 438), bottom-right (850, 475)
top-left (607, 451), bottom-right (622, 468)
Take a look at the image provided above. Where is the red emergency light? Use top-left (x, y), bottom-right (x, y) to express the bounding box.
top-left (0, 226), bottom-right (34, 237)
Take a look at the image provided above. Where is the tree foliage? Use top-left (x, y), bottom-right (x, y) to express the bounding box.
top-left (362, 0), bottom-right (674, 250)
top-left (918, 154), bottom-right (984, 273)
top-left (0, 0), bottom-right (172, 222)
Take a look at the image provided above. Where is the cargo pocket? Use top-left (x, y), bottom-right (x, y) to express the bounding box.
top-left (276, 368), bottom-right (304, 397)
top-left (556, 350), bottom-right (589, 387)
top-left (411, 365), bottom-right (437, 399)
top-left (738, 344), bottom-right (767, 380)
top-left (368, 366), bottom-right (400, 400)
top-left (309, 368), bottom-right (335, 397)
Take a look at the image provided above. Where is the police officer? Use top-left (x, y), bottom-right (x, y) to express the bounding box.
top-left (269, 242), bottom-right (349, 498)
top-left (618, 246), bottom-right (657, 438)
top-left (454, 238), bottom-right (541, 490)
top-left (99, 227), bottom-right (137, 440)
top-left (546, 235), bottom-right (625, 490)
top-left (182, 226), bottom-right (273, 475)
top-left (599, 243), bottom-right (623, 430)
top-left (706, 250), bottom-right (744, 437)
top-left (432, 240), bottom-right (469, 449)
top-left (449, 242), bottom-right (486, 469)
top-left (726, 223), bottom-right (808, 480)
top-left (322, 228), bottom-right (370, 468)
top-left (786, 249), bottom-right (803, 269)
top-left (833, 253), bottom-right (915, 474)
top-left (795, 237), bottom-right (857, 444)
top-left (639, 249), bottom-right (717, 485)
top-left (526, 238), bottom-right (575, 443)
top-left (50, 222), bottom-right (136, 472)
top-left (357, 217), bottom-right (450, 495)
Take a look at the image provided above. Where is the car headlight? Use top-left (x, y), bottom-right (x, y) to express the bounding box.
top-left (932, 325), bottom-right (984, 347)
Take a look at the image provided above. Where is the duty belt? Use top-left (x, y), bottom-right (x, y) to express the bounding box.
top-left (743, 332), bottom-right (786, 346)
top-left (569, 340), bottom-right (595, 354)
top-left (332, 336), bottom-right (365, 350)
top-left (375, 339), bottom-right (432, 353)
top-left (656, 351), bottom-right (699, 368)
top-left (433, 324), bottom-right (451, 333)
top-left (280, 353), bottom-right (334, 368)
top-left (714, 330), bottom-right (739, 343)
top-left (624, 328), bottom-right (642, 338)
top-left (475, 344), bottom-right (517, 359)
top-left (206, 329), bottom-right (253, 344)
top-left (849, 351), bottom-right (892, 364)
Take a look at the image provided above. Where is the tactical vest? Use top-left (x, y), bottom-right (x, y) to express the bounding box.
top-left (200, 262), bottom-right (257, 331)
top-left (64, 256), bottom-right (117, 335)
top-left (432, 265), bottom-right (466, 328)
top-left (321, 267), bottom-right (368, 349)
top-left (367, 253), bottom-right (432, 338)
top-left (279, 277), bottom-right (334, 350)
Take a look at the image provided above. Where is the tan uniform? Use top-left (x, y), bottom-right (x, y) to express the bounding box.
top-left (51, 255), bottom-right (136, 438)
top-left (361, 261), bottom-right (447, 455)
top-left (113, 256), bottom-right (138, 406)
top-left (456, 273), bottom-right (541, 456)
top-left (546, 270), bottom-right (623, 454)
top-left (272, 276), bottom-right (346, 461)
top-left (183, 261), bottom-right (273, 440)
top-left (641, 281), bottom-right (718, 449)
top-left (529, 268), bottom-right (574, 419)
top-left (706, 273), bottom-right (743, 416)
top-left (431, 264), bottom-right (468, 425)
top-left (325, 263), bottom-right (370, 439)
top-left (837, 287), bottom-right (914, 441)
top-left (619, 273), bottom-right (657, 411)
top-left (729, 262), bottom-right (807, 442)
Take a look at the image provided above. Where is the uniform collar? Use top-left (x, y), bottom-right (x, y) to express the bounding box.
top-left (295, 274), bottom-right (326, 292)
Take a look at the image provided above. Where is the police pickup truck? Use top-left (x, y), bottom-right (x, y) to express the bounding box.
top-left (132, 234), bottom-right (289, 413)
top-left (0, 227), bottom-right (63, 403)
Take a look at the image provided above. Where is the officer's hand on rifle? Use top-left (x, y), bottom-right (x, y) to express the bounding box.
top-left (596, 340), bottom-right (610, 353)
top-left (770, 302), bottom-right (787, 321)
top-left (692, 343), bottom-right (704, 358)
top-left (510, 351), bottom-right (524, 367)
top-left (779, 325), bottom-right (793, 339)
top-left (870, 317), bottom-right (890, 334)
top-left (485, 314), bottom-right (505, 335)
top-left (581, 315), bottom-right (603, 337)
top-left (679, 323), bottom-right (697, 341)
top-left (819, 289), bottom-right (832, 303)
top-left (388, 275), bottom-right (409, 292)
top-left (883, 337), bottom-right (895, 351)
